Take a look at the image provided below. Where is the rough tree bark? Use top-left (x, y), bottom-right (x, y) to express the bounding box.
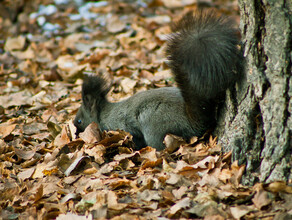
top-left (215, 0), bottom-right (291, 185)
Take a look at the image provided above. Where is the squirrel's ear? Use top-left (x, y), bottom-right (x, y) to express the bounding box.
top-left (81, 75), bottom-right (109, 111)
top-left (82, 92), bottom-right (96, 111)
top-left (81, 76), bottom-right (98, 111)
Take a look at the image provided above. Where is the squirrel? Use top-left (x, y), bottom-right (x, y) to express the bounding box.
top-left (74, 10), bottom-right (243, 150)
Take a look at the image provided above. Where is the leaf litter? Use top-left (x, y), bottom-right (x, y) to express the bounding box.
top-left (0, 0), bottom-right (291, 219)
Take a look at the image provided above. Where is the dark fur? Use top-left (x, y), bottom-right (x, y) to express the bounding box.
top-left (74, 10), bottom-right (243, 150)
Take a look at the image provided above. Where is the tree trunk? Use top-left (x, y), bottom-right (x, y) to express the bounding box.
top-left (215, 0), bottom-right (291, 185)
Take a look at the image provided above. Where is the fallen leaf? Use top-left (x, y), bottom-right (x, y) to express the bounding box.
top-left (106, 15), bottom-right (127, 33)
top-left (17, 167), bottom-right (36, 180)
top-left (139, 146), bottom-right (157, 161)
top-left (14, 148), bottom-right (36, 160)
top-left (119, 77), bottom-right (136, 94)
top-left (64, 156), bottom-right (90, 176)
top-left (54, 125), bottom-right (71, 148)
top-left (79, 122), bottom-right (101, 143)
top-left (4, 36), bottom-right (26, 51)
top-left (164, 134), bottom-right (186, 153)
top-left (56, 213), bottom-right (93, 220)
top-left (11, 46), bottom-right (35, 59)
top-left (107, 191), bottom-right (128, 210)
top-left (230, 205), bottom-right (254, 219)
top-left (161, 0), bottom-right (197, 8)
top-left (172, 186), bottom-right (188, 200)
top-left (265, 181), bottom-right (292, 194)
top-left (252, 184), bottom-right (272, 210)
top-left (0, 123), bottom-right (16, 138)
top-left (169, 197), bottom-right (191, 215)
top-left (137, 189), bottom-right (161, 202)
top-left (0, 90), bottom-right (33, 108)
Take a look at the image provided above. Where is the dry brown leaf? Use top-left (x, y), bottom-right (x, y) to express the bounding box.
top-left (222, 151), bottom-right (232, 163)
top-left (169, 197), bottom-right (191, 215)
top-left (186, 198), bottom-right (222, 217)
top-left (31, 132), bottom-right (51, 141)
top-left (84, 144), bottom-right (106, 164)
top-left (42, 167), bottom-right (59, 176)
top-left (99, 161), bottom-right (119, 174)
top-left (113, 151), bottom-right (138, 161)
top-left (106, 15), bottom-right (127, 33)
top-left (198, 168), bottom-right (222, 187)
top-left (61, 33), bottom-right (85, 50)
top-left (141, 158), bottom-right (163, 169)
top-left (32, 160), bottom-right (57, 179)
top-left (177, 166), bottom-right (201, 180)
top-left (34, 184), bottom-right (44, 202)
top-left (252, 184), bottom-right (273, 210)
top-left (176, 142), bottom-right (210, 163)
top-left (218, 168), bottom-right (232, 184)
top-left (230, 205), bottom-right (254, 219)
top-left (79, 122), bottom-right (102, 143)
top-left (230, 160), bottom-right (246, 186)
top-left (137, 189), bottom-right (161, 202)
top-left (146, 15), bottom-right (171, 25)
top-left (4, 36), bottom-right (26, 51)
top-left (64, 156), bottom-right (90, 176)
top-left (14, 148), bottom-right (36, 160)
top-left (172, 186), bottom-right (188, 200)
top-left (161, 0), bottom-right (197, 8)
top-left (60, 193), bottom-right (78, 204)
top-left (118, 158), bottom-right (135, 170)
top-left (0, 139), bottom-right (14, 154)
top-left (54, 125), bottom-right (71, 148)
top-left (83, 166), bottom-right (98, 175)
top-left (204, 215), bottom-right (225, 220)
top-left (166, 173), bottom-right (182, 185)
top-left (42, 108), bottom-right (58, 122)
top-left (119, 77), bottom-right (136, 93)
top-left (56, 55), bottom-right (79, 72)
top-left (67, 119), bottom-right (78, 140)
top-left (11, 46), bottom-right (35, 59)
top-left (17, 167), bottom-right (36, 180)
top-left (55, 55), bottom-right (89, 79)
top-left (23, 122), bottom-right (47, 135)
top-left (99, 130), bottom-right (133, 147)
top-left (175, 155), bottom-right (219, 176)
top-left (57, 212), bottom-right (92, 220)
top-left (0, 90), bottom-right (33, 108)
top-left (164, 134), bottom-right (186, 153)
top-left (47, 120), bottom-right (62, 138)
top-left (265, 181), bottom-right (292, 194)
top-left (162, 158), bottom-right (174, 172)
top-left (0, 123), bottom-right (16, 138)
top-left (139, 146), bottom-right (157, 161)
top-left (109, 178), bottom-right (133, 190)
top-left (162, 190), bottom-right (175, 202)
top-left (80, 49), bottom-right (110, 65)
top-left (153, 69), bottom-right (172, 81)
top-left (107, 191), bottom-right (128, 210)
top-left (192, 155), bottom-right (219, 170)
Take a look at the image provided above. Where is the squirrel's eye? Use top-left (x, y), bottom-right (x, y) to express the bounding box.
top-left (77, 119), bottom-right (82, 124)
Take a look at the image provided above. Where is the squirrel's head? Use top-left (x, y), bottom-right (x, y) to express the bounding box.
top-left (74, 104), bottom-right (93, 133)
top-left (74, 75), bottom-right (110, 134)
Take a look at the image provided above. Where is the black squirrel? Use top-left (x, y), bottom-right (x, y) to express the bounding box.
top-left (74, 10), bottom-right (243, 150)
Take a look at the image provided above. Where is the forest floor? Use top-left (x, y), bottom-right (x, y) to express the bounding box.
top-left (0, 0), bottom-right (291, 219)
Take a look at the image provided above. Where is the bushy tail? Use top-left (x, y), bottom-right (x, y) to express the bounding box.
top-left (166, 10), bottom-right (242, 132)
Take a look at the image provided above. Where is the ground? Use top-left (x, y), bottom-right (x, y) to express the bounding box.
top-left (0, 0), bottom-right (291, 219)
